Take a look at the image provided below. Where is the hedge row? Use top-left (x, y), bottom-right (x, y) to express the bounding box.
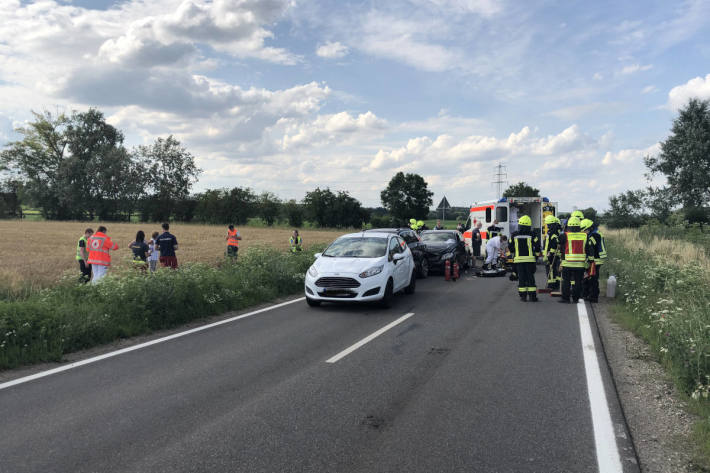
top-left (0, 247), bottom-right (320, 369)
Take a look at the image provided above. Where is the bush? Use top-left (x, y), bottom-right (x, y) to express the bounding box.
top-left (0, 246), bottom-right (318, 369)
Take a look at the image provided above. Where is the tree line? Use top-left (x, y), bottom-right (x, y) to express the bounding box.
top-left (1, 108), bottom-right (435, 227)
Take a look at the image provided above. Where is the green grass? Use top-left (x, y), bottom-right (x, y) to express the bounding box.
top-left (604, 233), bottom-right (710, 467)
top-left (0, 245), bottom-right (324, 370)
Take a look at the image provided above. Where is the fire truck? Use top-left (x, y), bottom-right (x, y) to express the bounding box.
top-left (462, 196), bottom-right (558, 259)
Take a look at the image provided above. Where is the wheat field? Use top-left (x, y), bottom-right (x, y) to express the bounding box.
top-left (0, 220), bottom-right (344, 293)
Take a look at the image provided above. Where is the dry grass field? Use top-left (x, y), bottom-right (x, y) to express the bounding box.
top-left (0, 220), bottom-right (344, 294)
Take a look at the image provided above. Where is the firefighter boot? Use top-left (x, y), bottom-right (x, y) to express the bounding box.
top-left (520, 292), bottom-right (528, 302)
top-left (529, 292), bottom-right (538, 302)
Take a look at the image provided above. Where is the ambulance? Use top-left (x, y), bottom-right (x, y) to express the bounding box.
top-left (462, 196), bottom-right (558, 259)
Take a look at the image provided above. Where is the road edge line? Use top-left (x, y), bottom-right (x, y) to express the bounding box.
top-left (0, 297), bottom-right (306, 391)
top-left (325, 312), bottom-right (415, 363)
top-left (578, 300), bottom-right (624, 473)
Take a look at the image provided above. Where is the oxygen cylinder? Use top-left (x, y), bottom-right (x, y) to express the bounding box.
top-left (452, 261), bottom-right (459, 281)
top-left (606, 275), bottom-right (617, 298)
top-left (445, 259), bottom-right (451, 281)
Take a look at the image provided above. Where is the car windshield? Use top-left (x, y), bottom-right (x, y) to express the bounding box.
top-left (421, 232), bottom-right (457, 242)
top-left (322, 237), bottom-right (388, 258)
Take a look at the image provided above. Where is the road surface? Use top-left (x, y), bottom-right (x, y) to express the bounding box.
top-left (0, 269), bottom-right (639, 472)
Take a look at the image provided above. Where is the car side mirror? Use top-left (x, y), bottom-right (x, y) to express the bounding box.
top-left (393, 253), bottom-right (405, 262)
top-left (314, 253), bottom-right (322, 259)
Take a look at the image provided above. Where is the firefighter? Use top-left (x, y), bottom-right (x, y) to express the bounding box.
top-left (581, 218), bottom-right (605, 303)
top-left (558, 216), bottom-right (593, 303)
top-left (509, 215), bottom-right (540, 301)
top-left (226, 224), bottom-right (241, 260)
top-left (86, 226), bottom-right (118, 284)
top-left (290, 230), bottom-right (303, 253)
top-left (571, 210), bottom-right (584, 220)
top-left (543, 215), bottom-right (561, 290)
top-left (487, 219), bottom-right (502, 238)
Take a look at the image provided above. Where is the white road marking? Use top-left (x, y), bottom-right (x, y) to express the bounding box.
top-left (0, 297), bottom-right (306, 392)
top-left (577, 301), bottom-right (624, 473)
top-left (326, 312), bottom-right (415, 363)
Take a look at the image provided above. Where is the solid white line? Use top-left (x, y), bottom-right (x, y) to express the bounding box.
top-left (0, 297), bottom-right (306, 392)
top-left (325, 312), bottom-right (415, 364)
top-left (577, 301), bottom-right (623, 473)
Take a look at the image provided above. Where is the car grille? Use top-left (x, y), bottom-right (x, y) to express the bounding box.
top-left (315, 277), bottom-right (361, 288)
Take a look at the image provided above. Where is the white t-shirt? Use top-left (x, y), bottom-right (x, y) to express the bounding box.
top-left (148, 240), bottom-right (160, 261)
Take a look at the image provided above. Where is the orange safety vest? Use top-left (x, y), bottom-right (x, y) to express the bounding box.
top-left (227, 229), bottom-right (239, 247)
top-left (86, 232), bottom-right (119, 266)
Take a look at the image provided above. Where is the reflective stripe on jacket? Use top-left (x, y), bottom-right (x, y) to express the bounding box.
top-left (290, 236), bottom-right (302, 252)
top-left (594, 230), bottom-right (607, 263)
top-left (513, 235), bottom-right (536, 263)
top-left (86, 232), bottom-right (118, 266)
top-left (227, 229), bottom-right (239, 247)
top-left (562, 232), bottom-right (587, 268)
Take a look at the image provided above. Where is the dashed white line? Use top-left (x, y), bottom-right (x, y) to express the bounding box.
top-left (577, 301), bottom-right (623, 473)
top-left (0, 297), bottom-right (306, 392)
top-left (326, 312), bottom-right (415, 363)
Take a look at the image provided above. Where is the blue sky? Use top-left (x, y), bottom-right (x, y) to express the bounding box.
top-left (2, 0), bottom-right (710, 212)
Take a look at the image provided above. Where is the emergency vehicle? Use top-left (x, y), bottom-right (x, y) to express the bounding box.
top-left (462, 196), bottom-right (558, 259)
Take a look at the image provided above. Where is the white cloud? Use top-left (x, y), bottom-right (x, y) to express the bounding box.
top-left (619, 63), bottom-right (653, 75)
top-left (668, 73), bottom-right (710, 110)
top-left (601, 143), bottom-right (659, 166)
top-left (316, 41), bottom-right (349, 59)
top-left (641, 85), bottom-right (658, 94)
top-left (546, 103), bottom-right (625, 120)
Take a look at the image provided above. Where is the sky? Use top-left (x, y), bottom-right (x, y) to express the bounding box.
top-left (1, 0), bottom-right (710, 212)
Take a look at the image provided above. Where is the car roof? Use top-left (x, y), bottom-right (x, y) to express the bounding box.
top-left (421, 229), bottom-right (457, 234)
top-left (340, 232), bottom-right (394, 239)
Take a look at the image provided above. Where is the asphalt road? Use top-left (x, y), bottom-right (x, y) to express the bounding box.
top-left (0, 268), bottom-right (639, 473)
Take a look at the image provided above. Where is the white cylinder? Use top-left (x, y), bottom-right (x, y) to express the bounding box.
top-left (606, 275), bottom-right (617, 298)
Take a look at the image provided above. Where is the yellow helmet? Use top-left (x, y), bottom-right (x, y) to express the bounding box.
top-left (571, 210), bottom-right (584, 220)
top-left (580, 218), bottom-right (594, 231)
top-left (417, 220), bottom-right (424, 227)
top-left (567, 216), bottom-right (582, 227)
top-left (518, 215), bottom-right (532, 226)
top-left (544, 215), bottom-right (557, 225)
top-left (409, 218), bottom-right (417, 224)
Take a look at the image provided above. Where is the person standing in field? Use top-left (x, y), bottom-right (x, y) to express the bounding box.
top-left (158, 222), bottom-right (178, 269)
top-left (129, 230), bottom-right (149, 272)
top-left (76, 227), bottom-right (94, 283)
top-left (289, 229), bottom-right (303, 253)
top-left (226, 224), bottom-right (241, 260)
top-left (148, 231), bottom-right (160, 273)
top-left (87, 226), bottom-right (118, 284)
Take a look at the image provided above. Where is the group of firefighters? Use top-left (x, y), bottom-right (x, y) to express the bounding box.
top-left (483, 209), bottom-right (606, 303)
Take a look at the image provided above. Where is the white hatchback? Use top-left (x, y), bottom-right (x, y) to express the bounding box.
top-left (305, 232), bottom-right (416, 307)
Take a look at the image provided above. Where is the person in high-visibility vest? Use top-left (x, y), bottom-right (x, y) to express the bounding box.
top-left (226, 224), bottom-right (241, 259)
top-left (543, 215), bottom-right (561, 290)
top-left (509, 215), bottom-right (540, 301)
top-left (290, 230), bottom-right (303, 253)
top-left (86, 226), bottom-right (119, 284)
top-left (76, 227), bottom-right (94, 283)
top-left (558, 216), bottom-right (593, 303)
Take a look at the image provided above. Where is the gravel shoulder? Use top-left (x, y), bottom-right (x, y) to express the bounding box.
top-left (593, 298), bottom-right (699, 473)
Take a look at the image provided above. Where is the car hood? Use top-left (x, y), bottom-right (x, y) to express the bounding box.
top-left (314, 256), bottom-right (387, 274)
top-left (422, 241), bottom-right (457, 254)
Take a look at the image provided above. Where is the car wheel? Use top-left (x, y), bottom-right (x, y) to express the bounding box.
top-left (306, 297), bottom-right (321, 307)
top-left (404, 270), bottom-right (416, 294)
top-left (380, 279), bottom-right (394, 308)
top-left (418, 258), bottom-right (429, 278)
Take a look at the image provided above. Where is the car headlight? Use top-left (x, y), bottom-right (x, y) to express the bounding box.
top-left (359, 265), bottom-right (383, 278)
top-left (441, 252), bottom-right (454, 260)
top-left (308, 265), bottom-right (318, 277)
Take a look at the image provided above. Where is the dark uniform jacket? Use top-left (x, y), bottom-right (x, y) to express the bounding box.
top-left (508, 227), bottom-right (541, 262)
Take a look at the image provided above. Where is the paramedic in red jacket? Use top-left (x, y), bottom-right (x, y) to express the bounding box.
top-left (87, 226), bottom-right (119, 284)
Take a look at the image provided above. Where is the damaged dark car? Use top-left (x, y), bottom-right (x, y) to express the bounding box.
top-left (419, 230), bottom-right (469, 272)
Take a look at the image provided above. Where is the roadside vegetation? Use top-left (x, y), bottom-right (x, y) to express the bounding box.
top-left (604, 226), bottom-right (710, 464)
top-left (0, 245), bottom-right (324, 370)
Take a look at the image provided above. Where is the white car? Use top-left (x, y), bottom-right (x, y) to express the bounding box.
top-left (305, 232), bottom-right (416, 307)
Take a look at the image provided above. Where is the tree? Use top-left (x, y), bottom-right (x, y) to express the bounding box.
top-left (580, 207), bottom-right (598, 223)
top-left (258, 192), bottom-right (281, 226)
top-left (645, 98), bottom-right (710, 208)
top-left (304, 187), bottom-right (337, 227)
top-left (605, 190), bottom-right (646, 228)
top-left (284, 199), bottom-right (304, 227)
top-left (380, 172), bottom-right (433, 223)
top-left (503, 182), bottom-right (540, 197)
top-left (136, 136), bottom-right (201, 221)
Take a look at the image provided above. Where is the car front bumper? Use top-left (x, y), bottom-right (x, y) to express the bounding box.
top-left (304, 271), bottom-right (388, 302)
